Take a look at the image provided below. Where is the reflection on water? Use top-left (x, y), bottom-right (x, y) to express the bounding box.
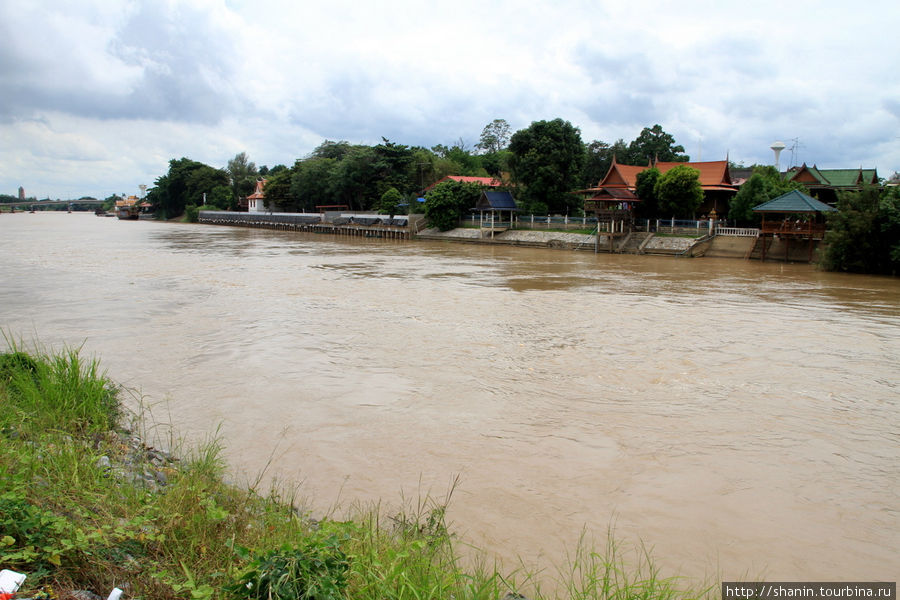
top-left (2, 213), bottom-right (899, 583)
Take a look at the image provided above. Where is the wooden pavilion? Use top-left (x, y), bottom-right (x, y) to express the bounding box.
top-left (475, 190), bottom-right (517, 237)
top-left (751, 189), bottom-right (837, 261)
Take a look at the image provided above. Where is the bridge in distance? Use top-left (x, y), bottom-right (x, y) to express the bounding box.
top-left (0, 199), bottom-right (106, 208)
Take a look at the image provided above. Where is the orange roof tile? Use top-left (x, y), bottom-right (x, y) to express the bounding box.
top-left (424, 175), bottom-right (503, 191)
top-left (591, 159), bottom-right (735, 192)
top-left (247, 179), bottom-right (266, 199)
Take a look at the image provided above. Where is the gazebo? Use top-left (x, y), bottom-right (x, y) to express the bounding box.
top-left (475, 191), bottom-right (517, 237)
top-left (752, 189), bottom-right (837, 261)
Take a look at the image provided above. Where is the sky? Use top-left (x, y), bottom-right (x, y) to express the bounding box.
top-left (2, 0), bottom-right (899, 200)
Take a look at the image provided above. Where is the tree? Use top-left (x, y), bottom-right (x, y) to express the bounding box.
top-left (205, 185), bottom-right (232, 209)
top-left (186, 165), bottom-right (230, 207)
top-left (147, 158), bottom-right (226, 218)
top-left (479, 149), bottom-right (511, 178)
top-left (634, 167), bottom-right (660, 219)
top-left (424, 180), bottom-right (483, 231)
top-left (432, 140), bottom-right (485, 176)
top-left (373, 138), bottom-right (415, 198)
top-left (581, 138), bottom-right (630, 187)
top-left (262, 168), bottom-right (295, 211)
top-left (508, 118), bottom-right (585, 215)
top-left (333, 146), bottom-right (378, 211)
top-left (377, 187), bottom-right (403, 215)
top-left (226, 152), bottom-right (258, 210)
top-left (728, 165), bottom-right (802, 225)
top-left (291, 157), bottom-right (338, 212)
top-left (821, 186), bottom-right (900, 275)
top-left (475, 119), bottom-right (511, 154)
top-left (627, 124), bottom-right (688, 165)
top-left (311, 140), bottom-right (352, 160)
top-left (654, 164), bottom-right (703, 218)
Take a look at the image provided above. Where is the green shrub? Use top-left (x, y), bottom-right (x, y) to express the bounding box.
top-left (227, 536), bottom-right (349, 600)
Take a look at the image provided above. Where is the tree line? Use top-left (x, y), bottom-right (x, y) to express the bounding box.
top-left (144, 119), bottom-right (899, 275)
top-left (146, 120), bottom-right (692, 219)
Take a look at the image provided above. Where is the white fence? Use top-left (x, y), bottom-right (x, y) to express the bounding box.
top-left (716, 227), bottom-right (760, 237)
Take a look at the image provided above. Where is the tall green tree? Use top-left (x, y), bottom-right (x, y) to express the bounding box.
top-left (432, 140), bottom-right (485, 176)
top-left (311, 140), bottom-right (352, 160)
top-left (226, 152), bottom-right (258, 210)
top-left (627, 124), bottom-right (688, 165)
top-left (475, 119), bottom-right (512, 154)
top-left (147, 158), bottom-right (226, 218)
top-left (654, 164), bottom-right (703, 218)
top-left (291, 157), bottom-right (338, 212)
top-left (634, 167), bottom-right (660, 219)
top-left (821, 186), bottom-right (900, 275)
top-left (186, 165), bottom-right (230, 206)
top-left (262, 168), bottom-right (296, 211)
top-left (333, 146), bottom-right (378, 210)
top-left (373, 138), bottom-right (415, 198)
top-left (424, 180), bottom-right (483, 231)
top-left (508, 118), bottom-right (585, 215)
top-left (479, 149), bottom-right (511, 178)
top-left (728, 165), bottom-right (802, 225)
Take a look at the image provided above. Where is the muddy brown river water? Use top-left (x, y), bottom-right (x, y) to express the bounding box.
top-left (2, 213), bottom-right (898, 584)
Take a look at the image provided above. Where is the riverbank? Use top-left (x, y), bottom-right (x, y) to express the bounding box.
top-left (0, 346), bottom-right (707, 600)
top-left (196, 210), bottom-right (829, 262)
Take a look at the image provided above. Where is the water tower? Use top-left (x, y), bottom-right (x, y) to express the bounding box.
top-left (770, 141), bottom-right (786, 173)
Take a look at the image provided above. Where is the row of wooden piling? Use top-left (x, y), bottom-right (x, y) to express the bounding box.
top-left (198, 213), bottom-right (412, 239)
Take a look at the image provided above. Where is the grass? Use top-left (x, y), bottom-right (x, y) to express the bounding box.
top-left (0, 342), bottom-right (710, 600)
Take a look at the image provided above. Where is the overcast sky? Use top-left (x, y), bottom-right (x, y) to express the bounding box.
top-left (2, 0), bottom-right (898, 199)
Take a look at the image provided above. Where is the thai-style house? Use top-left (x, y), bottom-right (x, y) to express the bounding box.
top-left (750, 189), bottom-right (836, 261)
top-left (783, 164), bottom-right (879, 205)
top-left (579, 157), bottom-right (738, 230)
top-left (246, 179), bottom-right (266, 213)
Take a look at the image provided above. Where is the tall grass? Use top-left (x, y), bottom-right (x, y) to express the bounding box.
top-left (0, 344), bottom-right (707, 599)
top-left (0, 337), bottom-right (118, 435)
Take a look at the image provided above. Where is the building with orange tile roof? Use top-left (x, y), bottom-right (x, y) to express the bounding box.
top-left (580, 157), bottom-right (738, 218)
top-left (246, 179), bottom-right (267, 213)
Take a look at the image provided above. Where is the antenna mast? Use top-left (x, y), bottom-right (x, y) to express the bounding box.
top-left (788, 137), bottom-right (804, 168)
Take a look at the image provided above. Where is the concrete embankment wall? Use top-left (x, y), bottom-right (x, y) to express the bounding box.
top-left (642, 236), bottom-right (695, 255)
top-left (705, 235), bottom-right (825, 262)
top-left (705, 236), bottom-right (755, 258)
top-left (416, 228), bottom-right (599, 249)
top-left (760, 238), bottom-right (826, 262)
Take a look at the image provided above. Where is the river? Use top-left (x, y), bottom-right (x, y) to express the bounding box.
top-left (1, 212), bottom-right (898, 585)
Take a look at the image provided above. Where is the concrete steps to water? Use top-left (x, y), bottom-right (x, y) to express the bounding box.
top-left (616, 231), bottom-right (654, 254)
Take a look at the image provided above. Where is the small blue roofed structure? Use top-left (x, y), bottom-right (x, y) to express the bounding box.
top-left (477, 191), bottom-right (517, 211)
top-left (475, 191), bottom-right (517, 236)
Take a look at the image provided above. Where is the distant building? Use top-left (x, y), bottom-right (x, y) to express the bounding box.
top-left (580, 157), bottom-right (738, 220)
top-left (783, 164), bottom-right (879, 205)
top-left (246, 179), bottom-right (266, 213)
top-left (18, 186), bottom-right (24, 201)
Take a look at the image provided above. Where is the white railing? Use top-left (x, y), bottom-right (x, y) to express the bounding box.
top-left (716, 227), bottom-right (759, 237)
